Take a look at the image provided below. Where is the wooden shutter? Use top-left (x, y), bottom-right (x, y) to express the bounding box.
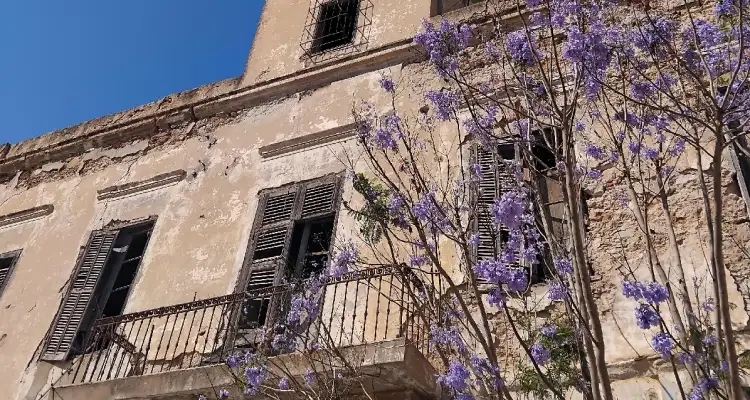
top-left (475, 145), bottom-right (517, 263)
top-left (300, 181), bottom-right (338, 218)
top-left (41, 231), bottom-right (118, 361)
top-left (476, 147), bottom-right (498, 262)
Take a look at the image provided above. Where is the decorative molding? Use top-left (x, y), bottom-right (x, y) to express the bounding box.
top-left (0, 205), bottom-right (54, 229)
top-left (97, 170), bottom-right (186, 201)
top-left (259, 123), bottom-right (357, 159)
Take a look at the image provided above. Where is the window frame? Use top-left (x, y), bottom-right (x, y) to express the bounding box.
top-left (232, 173), bottom-right (345, 351)
top-left (40, 219), bottom-right (155, 362)
top-left (470, 131), bottom-right (562, 288)
top-left (0, 249), bottom-right (22, 299)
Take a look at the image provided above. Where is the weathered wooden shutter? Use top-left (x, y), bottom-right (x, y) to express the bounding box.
top-left (241, 190), bottom-right (298, 293)
top-left (476, 147), bottom-right (498, 262)
top-left (41, 231), bottom-right (118, 361)
top-left (475, 145), bottom-right (517, 263)
top-left (300, 180), bottom-right (338, 218)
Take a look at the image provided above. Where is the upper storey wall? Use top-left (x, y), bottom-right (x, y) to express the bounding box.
top-left (242, 0), bottom-right (433, 85)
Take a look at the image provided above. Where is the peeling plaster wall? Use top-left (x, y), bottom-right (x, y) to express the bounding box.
top-left (0, 66), bottom-right (400, 399)
top-left (242, 0), bottom-right (430, 85)
top-left (0, 1), bottom-right (749, 399)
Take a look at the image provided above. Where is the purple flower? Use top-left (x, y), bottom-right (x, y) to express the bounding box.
top-left (548, 281), bottom-right (568, 301)
top-left (414, 19), bottom-right (471, 76)
top-left (303, 369), bottom-right (316, 385)
top-left (487, 287), bottom-right (506, 308)
top-left (373, 127), bottom-right (397, 150)
top-left (278, 377), bottom-right (290, 390)
top-left (388, 192), bottom-right (405, 214)
top-left (530, 342), bottom-right (551, 365)
top-left (585, 144), bottom-right (607, 161)
top-left (677, 352), bottom-right (694, 365)
top-left (430, 325), bottom-right (466, 351)
top-left (651, 332), bottom-right (674, 359)
top-left (702, 298), bottom-right (715, 312)
top-left (329, 242), bottom-right (358, 278)
top-left (554, 258), bottom-right (573, 276)
top-left (668, 138), bottom-right (685, 156)
top-left (715, 0), bottom-right (735, 16)
top-left (634, 303), bottom-right (661, 329)
top-left (219, 389), bottom-right (230, 398)
top-left (412, 191), bottom-right (436, 221)
top-left (425, 89), bottom-right (460, 121)
top-left (437, 360), bottom-right (471, 392)
top-left (688, 377), bottom-right (719, 400)
top-left (485, 41), bottom-right (501, 58)
top-left (642, 147), bottom-right (659, 160)
top-left (505, 30), bottom-right (542, 66)
top-left (540, 324), bottom-right (557, 337)
top-left (587, 169), bottom-right (602, 179)
top-left (226, 353), bottom-right (243, 368)
top-left (630, 81), bottom-right (655, 100)
top-left (492, 191), bottom-right (526, 230)
top-left (244, 365), bottom-right (268, 395)
top-left (379, 77), bottom-right (395, 93)
top-left (623, 280), bottom-right (669, 304)
top-left (628, 141), bottom-right (641, 155)
top-left (410, 254), bottom-right (427, 267)
top-left (506, 268), bottom-right (529, 292)
top-left (199, 395), bottom-right (207, 400)
top-left (703, 334), bottom-right (717, 346)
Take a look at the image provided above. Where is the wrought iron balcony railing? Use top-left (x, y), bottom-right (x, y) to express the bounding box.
top-left (64, 265), bottom-right (430, 385)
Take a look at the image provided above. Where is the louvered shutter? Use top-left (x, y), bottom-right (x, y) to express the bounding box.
top-left (300, 181), bottom-right (337, 218)
top-left (41, 231), bottom-right (118, 361)
top-left (242, 190), bottom-right (297, 293)
top-left (475, 145), bottom-right (518, 261)
top-left (476, 147), bottom-right (498, 262)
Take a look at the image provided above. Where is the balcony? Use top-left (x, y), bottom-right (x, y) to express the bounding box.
top-left (51, 266), bottom-right (438, 399)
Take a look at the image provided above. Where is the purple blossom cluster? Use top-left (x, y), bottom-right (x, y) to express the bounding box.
top-left (414, 19), bottom-right (472, 76)
top-left (437, 360), bottom-right (472, 394)
top-left (430, 325), bottom-right (467, 351)
top-left (540, 324), bottom-right (557, 337)
top-left (329, 242), bottom-right (358, 278)
top-left (491, 191), bottom-right (527, 230)
top-left (505, 30), bottom-right (542, 66)
top-left (425, 89), bottom-right (460, 121)
top-left (548, 281), bottom-right (569, 301)
top-left (244, 365), bottom-right (268, 396)
top-left (473, 259), bottom-right (529, 292)
top-left (651, 332), bottom-right (675, 359)
top-left (622, 280), bottom-right (669, 304)
top-left (463, 106), bottom-right (499, 148)
top-left (688, 377), bottom-right (719, 400)
top-left (530, 342), bottom-right (551, 366)
top-left (470, 355), bottom-right (505, 389)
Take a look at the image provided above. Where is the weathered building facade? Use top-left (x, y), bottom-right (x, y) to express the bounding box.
top-left (1, 0), bottom-right (749, 399)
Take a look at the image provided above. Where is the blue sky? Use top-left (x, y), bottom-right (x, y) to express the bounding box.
top-left (0, 1), bottom-right (264, 144)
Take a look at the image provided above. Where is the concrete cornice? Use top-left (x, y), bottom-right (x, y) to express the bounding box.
top-left (0, 204), bottom-right (54, 229)
top-left (0, 38), bottom-right (422, 177)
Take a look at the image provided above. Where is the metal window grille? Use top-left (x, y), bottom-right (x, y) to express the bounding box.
top-left (301, 0), bottom-right (374, 63)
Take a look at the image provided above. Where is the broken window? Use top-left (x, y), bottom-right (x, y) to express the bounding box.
top-left (0, 250), bottom-right (21, 299)
top-left (236, 175), bottom-right (343, 336)
top-left (312, 0), bottom-right (360, 53)
top-left (40, 221), bottom-right (154, 361)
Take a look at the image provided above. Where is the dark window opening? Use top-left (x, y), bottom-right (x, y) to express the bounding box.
top-left (497, 143), bottom-right (516, 160)
top-left (312, 0), bottom-right (360, 53)
top-left (531, 129), bottom-right (561, 172)
top-left (432, 0), bottom-right (484, 15)
top-left (100, 224), bottom-right (153, 318)
top-left (0, 250), bottom-right (20, 298)
top-left (287, 216), bottom-right (335, 280)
